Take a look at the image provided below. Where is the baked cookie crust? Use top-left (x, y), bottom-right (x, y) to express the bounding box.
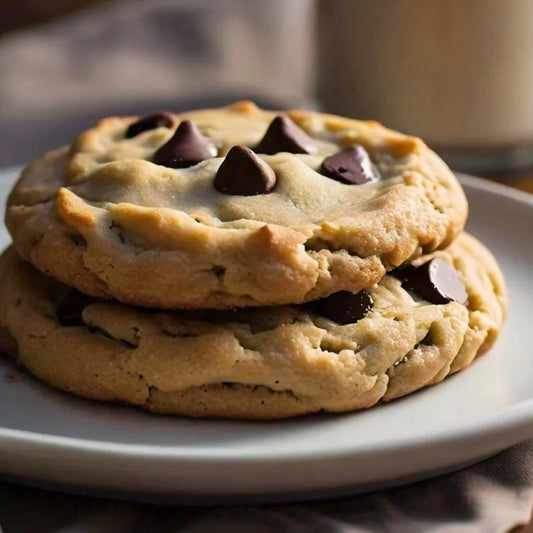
top-left (6, 101), bottom-right (467, 309)
top-left (0, 233), bottom-right (506, 419)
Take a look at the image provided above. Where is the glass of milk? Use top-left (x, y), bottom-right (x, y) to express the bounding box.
top-left (316, 0), bottom-right (533, 172)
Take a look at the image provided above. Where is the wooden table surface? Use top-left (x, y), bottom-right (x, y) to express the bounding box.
top-left (486, 172), bottom-right (533, 195)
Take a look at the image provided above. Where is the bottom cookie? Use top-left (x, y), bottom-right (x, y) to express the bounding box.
top-left (0, 233), bottom-right (506, 419)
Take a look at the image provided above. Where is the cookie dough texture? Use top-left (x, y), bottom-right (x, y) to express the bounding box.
top-left (6, 101), bottom-right (468, 309)
top-left (0, 234), bottom-right (506, 419)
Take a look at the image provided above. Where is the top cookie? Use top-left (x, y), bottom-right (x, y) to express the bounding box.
top-left (6, 101), bottom-right (468, 309)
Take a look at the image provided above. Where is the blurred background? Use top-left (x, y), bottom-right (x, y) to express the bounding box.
top-left (0, 0), bottom-right (313, 166)
top-left (1, 0), bottom-right (533, 187)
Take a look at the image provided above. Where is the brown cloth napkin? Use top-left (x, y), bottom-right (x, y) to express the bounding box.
top-left (1, 440), bottom-right (533, 533)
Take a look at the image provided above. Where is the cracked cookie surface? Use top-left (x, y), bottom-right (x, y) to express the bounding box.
top-left (0, 233), bottom-right (506, 419)
top-left (5, 101), bottom-right (467, 309)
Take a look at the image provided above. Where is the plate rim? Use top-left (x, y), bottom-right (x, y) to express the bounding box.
top-left (0, 171), bottom-right (532, 465)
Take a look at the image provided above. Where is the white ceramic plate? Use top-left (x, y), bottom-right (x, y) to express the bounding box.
top-left (0, 168), bottom-right (532, 503)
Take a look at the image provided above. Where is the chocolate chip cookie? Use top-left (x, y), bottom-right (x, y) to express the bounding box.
top-left (6, 101), bottom-right (468, 309)
top-left (0, 233), bottom-right (506, 419)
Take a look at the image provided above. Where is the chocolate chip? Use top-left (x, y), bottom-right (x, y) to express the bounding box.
top-left (57, 290), bottom-right (97, 327)
top-left (255, 115), bottom-right (318, 155)
top-left (321, 146), bottom-right (380, 185)
top-left (152, 120), bottom-right (217, 168)
top-left (214, 145), bottom-right (276, 196)
top-left (400, 258), bottom-right (468, 305)
top-left (313, 290), bottom-right (373, 325)
top-left (125, 112), bottom-right (174, 138)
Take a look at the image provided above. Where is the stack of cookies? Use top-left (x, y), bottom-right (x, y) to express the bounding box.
top-left (0, 101), bottom-right (507, 419)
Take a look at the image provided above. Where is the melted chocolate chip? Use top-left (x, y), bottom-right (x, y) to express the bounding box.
top-left (152, 120), bottom-right (217, 168)
top-left (321, 146), bottom-right (380, 185)
top-left (214, 145), bottom-right (277, 196)
top-left (400, 258), bottom-right (468, 305)
top-left (255, 115), bottom-right (318, 155)
top-left (57, 290), bottom-right (97, 327)
top-left (125, 112), bottom-right (174, 138)
top-left (313, 290), bottom-right (373, 325)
